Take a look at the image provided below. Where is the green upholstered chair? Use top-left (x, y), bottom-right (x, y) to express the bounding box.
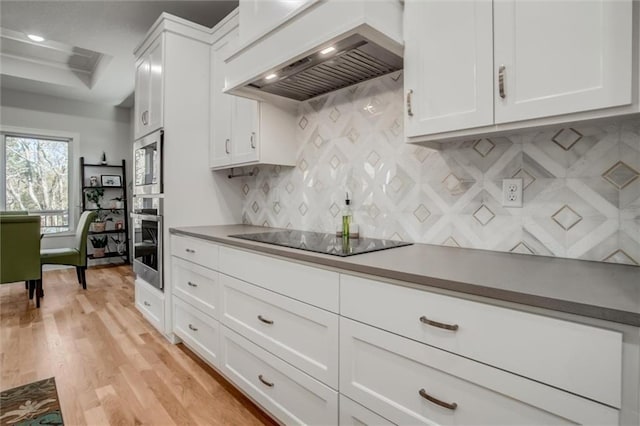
top-left (40, 210), bottom-right (97, 289)
top-left (0, 214), bottom-right (43, 306)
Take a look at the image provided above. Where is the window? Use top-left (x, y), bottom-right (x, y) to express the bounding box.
top-left (1, 133), bottom-right (72, 233)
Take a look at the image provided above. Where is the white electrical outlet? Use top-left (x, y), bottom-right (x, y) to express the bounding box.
top-left (502, 178), bottom-right (523, 207)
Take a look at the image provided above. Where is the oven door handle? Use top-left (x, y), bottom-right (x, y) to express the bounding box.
top-left (130, 213), bottom-right (161, 222)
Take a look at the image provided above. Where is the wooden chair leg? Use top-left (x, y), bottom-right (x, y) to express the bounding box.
top-left (28, 280), bottom-right (35, 299)
top-left (35, 279), bottom-right (42, 308)
top-left (75, 266), bottom-right (82, 284)
top-left (80, 266), bottom-right (87, 290)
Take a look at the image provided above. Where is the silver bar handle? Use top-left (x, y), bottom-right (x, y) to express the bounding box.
top-left (188, 324), bottom-right (198, 331)
top-left (419, 315), bottom-right (459, 331)
top-left (258, 374), bottom-right (274, 387)
top-left (419, 388), bottom-right (458, 410)
top-left (187, 281), bottom-right (197, 287)
top-left (225, 138), bottom-right (230, 154)
top-left (250, 132), bottom-right (256, 149)
top-left (258, 315), bottom-right (274, 325)
top-left (142, 110), bottom-right (149, 125)
top-left (406, 89), bottom-right (414, 117)
top-left (499, 65), bottom-right (506, 99)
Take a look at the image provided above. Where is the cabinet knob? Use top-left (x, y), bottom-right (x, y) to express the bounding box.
top-left (143, 301), bottom-right (151, 307)
top-left (258, 374), bottom-right (274, 387)
top-left (419, 315), bottom-right (459, 331)
top-left (185, 248), bottom-right (196, 254)
top-left (418, 388), bottom-right (458, 410)
top-left (188, 324), bottom-right (198, 331)
top-left (498, 65), bottom-right (506, 99)
top-left (225, 139), bottom-right (230, 154)
top-left (187, 281), bottom-right (198, 287)
top-left (250, 132), bottom-right (256, 149)
top-left (406, 89), bottom-right (414, 117)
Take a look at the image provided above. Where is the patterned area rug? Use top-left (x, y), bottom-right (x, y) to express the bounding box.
top-left (0, 377), bottom-right (63, 425)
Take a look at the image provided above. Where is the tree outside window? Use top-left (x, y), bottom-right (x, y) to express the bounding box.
top-left (3, 135), bottom-right (71, 233)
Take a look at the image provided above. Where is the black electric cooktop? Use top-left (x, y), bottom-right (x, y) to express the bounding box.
top-left (229, 230), bottom-right (412, 257)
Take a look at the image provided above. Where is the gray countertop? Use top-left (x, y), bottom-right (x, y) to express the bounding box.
top-left (170, 225), bottom-right (640, 327)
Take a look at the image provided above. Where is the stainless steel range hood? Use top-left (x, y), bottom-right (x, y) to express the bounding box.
top-left (247, 34), bottom-right (403, 101)
top-left (224, 0), bottom-right (404, 103)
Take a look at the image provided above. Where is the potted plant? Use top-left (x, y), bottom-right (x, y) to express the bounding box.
top-left (86, 187), bottom-right (104, 209)
top-left (90, 235), bottom-right (108, 258)
top-left (110, 196), bottom-right (124, 209)
top-left (91, 210), bottom-right (112, 232)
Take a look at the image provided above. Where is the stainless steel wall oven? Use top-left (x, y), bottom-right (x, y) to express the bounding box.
top-left (131, 196), bottom-right (163, 290)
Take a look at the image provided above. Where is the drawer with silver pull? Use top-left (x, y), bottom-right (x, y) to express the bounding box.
top-left (220, 273), bottom-right (339, 388)
top-left (172, 256), bottom-right (219, 319)
top-left (340, 318), bottom-right (618, 426)
top-left (220, 325), bottom-right (338, 425)
top-left (135, 278), bottom-right (164, 333)
top-left (173, 296), bottom-right (220, 368)
top-left (340, 274), bottom-right (622, 408)
top-left (170, 234), bottom-right (219, 270)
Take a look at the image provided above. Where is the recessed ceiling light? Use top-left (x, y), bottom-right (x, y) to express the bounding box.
top-left (320, 46), bottom-right (336, 55)
top-left (265, 73), bottom-right (277, 80)
top-left (27, 34), bottom-right (45, 42)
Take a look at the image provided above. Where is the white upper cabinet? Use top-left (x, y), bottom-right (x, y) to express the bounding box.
top-left (209, 32), bottom-right (235, 168)
top-left (404, 0), bottom-right (494, 137)
top-left (494, 0), bottom-right (633, 123)
top-left (134, 36), bottom-right (164, 140)
top-left (231, 96), bottom-right (259, 165)
top-left (209, 19), bottom-right (298, 171)
top-left (405, 0), bottom-right (635, 142)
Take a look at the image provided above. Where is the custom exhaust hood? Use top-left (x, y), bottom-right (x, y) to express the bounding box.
top-left (223, 0), bottom-right (404, 102)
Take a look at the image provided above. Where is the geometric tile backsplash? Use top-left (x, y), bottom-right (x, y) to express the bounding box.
top-left (241, 72), bottom-right (640, 266)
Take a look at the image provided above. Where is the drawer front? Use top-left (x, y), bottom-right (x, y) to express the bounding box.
top-left (135, 278), bottom-right (164, 332)
top-left (339, 395), bottom-right (394, 426)
top-left (172, 256), bottom-right (219, 319)
top-left (220, 246), bottom-right (339, 312)
top-left (173, 297), bottom-right (220, 368)
top-left (170, 234), bottom-right (219, 270)
top-left (220, 274), bottom-right (339, 388)
top-left (220, 326), bottom-right (338, 425)
top-left (340, 274), bottom-right (623, 408)
top-left (340, 318), bottom-right (618, 426)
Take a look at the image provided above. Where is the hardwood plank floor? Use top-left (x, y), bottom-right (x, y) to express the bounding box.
top-left (0, 265), bottom-right (277, 426)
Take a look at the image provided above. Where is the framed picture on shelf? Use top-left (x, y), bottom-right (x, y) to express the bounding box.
top-left (101, 175), bottom-right (122, 187)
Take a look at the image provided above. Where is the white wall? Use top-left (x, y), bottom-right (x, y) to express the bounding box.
top-left (0, 88), bottom-right (132, 251)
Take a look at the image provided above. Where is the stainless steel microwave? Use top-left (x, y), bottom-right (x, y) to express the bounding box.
top-left (134, 129), bottom-right (163, 195)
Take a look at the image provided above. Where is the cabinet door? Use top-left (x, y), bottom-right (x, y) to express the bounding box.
top-left (494, 0), bottom-right (633, 124)
top-left (404, 0), bottom-right (493, 137)
top-left (231, 97), bottom-right (260, 165)
top-left (134, 56), bottom-right (150, 140)
top-left (209, 33), bottom-right (234, 168)
top-left (147, 37), bottom-right (164, 134)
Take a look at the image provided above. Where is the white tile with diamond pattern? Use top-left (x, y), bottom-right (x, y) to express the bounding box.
top-left (240, 72), bottom-right (640, 266)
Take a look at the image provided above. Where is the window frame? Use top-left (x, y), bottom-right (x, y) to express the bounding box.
top-left (0, 125), bottom-right (80, 238)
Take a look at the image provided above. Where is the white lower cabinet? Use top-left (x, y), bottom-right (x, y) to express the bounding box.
top-left (172, 256), bottom-right (219, 319)
top-left (173, 296), bottom-right (220, 368)
top-left (340, 317), bottom-right (618, 426)
top-left (339, 395), bottom-right (394, 426)
top-left (220, 326), bottom-right (339, 425)
top-left (340, 274), bottom-right (623, 408)
top-left (135, 278), bottom-right (164, 333)
top-left (219, 273), bottom-right (339, 389)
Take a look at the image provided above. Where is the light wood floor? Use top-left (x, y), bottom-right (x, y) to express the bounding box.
top-left (0, 265), bottom-right (277, 425)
